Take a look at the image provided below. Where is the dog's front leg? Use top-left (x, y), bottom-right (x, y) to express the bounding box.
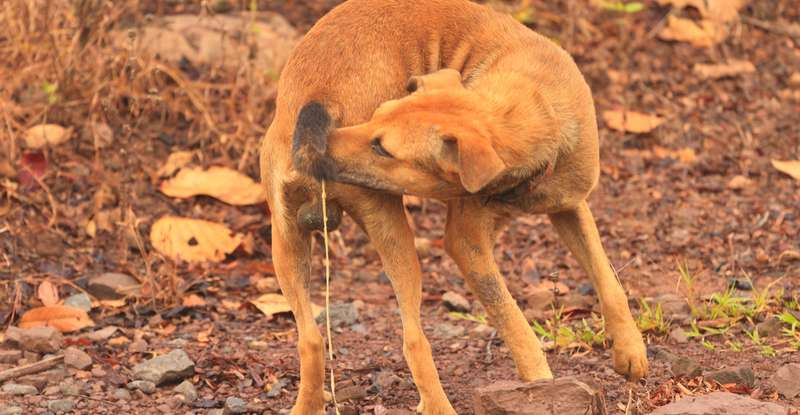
top-left (343, 192), bottom-right (456, 415)
top-left (272, 219), bottom-right (326, 415)
top-left (445, 200), bottom-right (554, 381)
top-left (548, 200), bottom-right (648, 380)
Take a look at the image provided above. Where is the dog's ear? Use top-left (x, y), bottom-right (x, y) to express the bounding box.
top-left (441, 133), bottom-right (506, 193)
top-left (406, 68), bottom-right (464, 93)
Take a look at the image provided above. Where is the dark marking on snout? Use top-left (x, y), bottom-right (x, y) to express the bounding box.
top-left (292, 102), bottom-right (337, 181)
top-left (297, 199), bottom-right (342, 232)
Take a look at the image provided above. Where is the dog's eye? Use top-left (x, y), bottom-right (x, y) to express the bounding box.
top-left (370, 138), bottom-right (393, 158)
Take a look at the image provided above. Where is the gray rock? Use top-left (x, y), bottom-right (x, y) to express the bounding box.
top-left (473, 377), bottom-right (606, 415)
top-left (315, 303), bottom-right (359, 327)
top-left (649, 391), bottom-right (787, 415)
top-left (335, 384), bottom-right (367, 403)
top-left (4, 327), bottom-right (63, 353)
top-left (442, 291), bottom-right (471, 312)
top-left (0, 349), bottom-right (22, 364)
top-left (208, 410), bottom-right (224, 415)
top-left (704, 366), bottom-right (755, 388)
top-left (43, 385), bottom-right (61, 395)
top-left (223, 397), bottom-right (247, 414)
top-left (112, 388), bottom-right (132, 401)
top-left (756, 316), bottom-right (784, 337)
top-left (1, 383), bottom-right (38, 395)
top-left (63, 293), bottom-right (92, 312)
top-left (652, 347), bottom-right (701, 378)
top-left (126, 380), bottom-right (156, 394)
top-left (0, 407), bottom-right (24, 415)
top-left (63, 347), bottom-right (92, 370)
top-left (266, 377), bottom-right (289, 398)
top-left (432, 323), bottom-right (465, 339)
top-left (58, 381), bottom-right (82, 396)
top-left (46, 399), bottom-right (74, 413)
top-left (653, 294), bottom-right (692, 321)
top-left (16, 367), bottom-right (66, 390)
top-left (172, 380), bottom-right (197, 402)
top-left (669, 327), bottom-right (689, 344)
top-left (771, 363), bottom-right (800, 398)
top-left (132, 349), bottom-right (194, 385)
top-left (87, 272), bottom-right (141, 300)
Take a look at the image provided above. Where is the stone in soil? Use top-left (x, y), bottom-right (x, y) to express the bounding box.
top-left (650, 347), bottom-right (701, 378)
top-left (653, 293), bottom-right (692, 321)
top-left (431, 322), bottom-right (465, 339)
top-left (669, 327), bottom-right (689, 344)
top-left (87, 272), bottom-right (141, 299)
top-left (771, 363), bottom-right (800, 398)
top-left (4, 327), bottom-right (63, 353)
top-left (315, 303), bottom-right (359, 327)
top-left (756, 316), bottom-right (784, 337)
top-left (473, 377), bottom-right (606, 415)
top-left (112, 388), bottom-right (132, 401)
top-left (704, 366), bottom-right (755, 388)
top-left (649, 391), bottom-right (787, 415)
top-left (59, 381), bottom-right (82, 396)
top-left (126, 380), bottom-right (156, 394)
top-left (335, 384), bottom-right (368, 402)
top-left (0, 407), bottom-right (23, 415)
top-left (63, 347), bottom-right (92, 370)
top-left (0, 350), bottom-right (22, 364)
top-left (131, 349), bottom-right (194, 385)
top-left (63, 293), bottom-right (92, 312)
top-left (266, 377), bottom-right (290, 398)
top-left (173, 380), bottom-right (198, 402)
top-left (1, 383), bottom-right (38, 395)
top-left (223, 397), bottom-right (247, 414)
top-left (47, 399), bottom-right (74, 413)
top-left (442, 291), bottom-right (471, 312)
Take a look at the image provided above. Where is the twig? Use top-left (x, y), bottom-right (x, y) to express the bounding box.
top-left (0, 354), bottom-right (64, 383)
top-left (484, 329), bottom-right (497, 364)
top-left (741, 16), bottom-right (800, 38)
top-left (550, 272), bottom-right (561, 356)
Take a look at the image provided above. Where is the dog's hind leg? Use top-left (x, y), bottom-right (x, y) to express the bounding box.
top-left (342, 191), bottom-right (456, 415)
top-left (445, 199), bottom-right (553, 381)
top-left (271, 217), bottom-right (326, 415)
top-left (548, 200), bottom-right (648, 380)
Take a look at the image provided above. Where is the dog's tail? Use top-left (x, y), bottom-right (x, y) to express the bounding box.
top-left (291, 101), bottom-right (338, 181)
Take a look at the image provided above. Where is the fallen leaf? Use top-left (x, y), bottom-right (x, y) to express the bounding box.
top-left (150, 216), bottom-right (244, 262)
top-left (771, 160), bottom-right (800, 181)
top-left (658, 15), bottom-right (722, 48)
top-left (182, 294), bottom-right (207, 307)
top-left (778, 250), bottom-right (800, 263)
top-left (657, 0), bottom-right (748, 23)
top-left (250, 293), bottom-right (323, 319)
top-left (726, 175), bottom-right (753, 190)
top-left (108, 336), bottom-right (130, 346)
top-left (693, 60), bottom-right (756, 80)
top-left (88, 122), bottom-right (114, 148)
top-left (37, 281), bottom-right (60, 307)
top-left (157, 151), bottom-right (194, 178)
top-left (160, 166), bottom-right (266, 205)
top-left (23, 124), bottom-right (72, 148)
top-left (602, 110), bottom-right (665, 133)
top-left (18, 151), bottom-right (47, 189)
top-left (18, 305), bottom-right (95, 332)
top-left (86, 326), bottom-right (120, 341)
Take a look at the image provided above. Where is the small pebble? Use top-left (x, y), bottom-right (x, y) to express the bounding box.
top-left (113, 388), bottom-right (132, 401)
top-left (126, 380), bottom-right (156, 394)
top-left (223, 397), bottom-right (247, 414)
top-left (47, 399), bottom-right (74, 413)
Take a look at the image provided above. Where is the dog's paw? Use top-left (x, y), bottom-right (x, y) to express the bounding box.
top-left (289, 393), bottom-right (325, 415)
top-left (416, 399), bottom-right (458, 415)
top-left (612, 334), bottom-right (649, 381)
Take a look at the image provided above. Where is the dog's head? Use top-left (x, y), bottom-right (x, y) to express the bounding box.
top-left (294, 69), bottom-right (509, 197)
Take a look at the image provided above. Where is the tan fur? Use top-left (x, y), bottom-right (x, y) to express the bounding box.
top-left (260, 1), bottom-right (647, 414)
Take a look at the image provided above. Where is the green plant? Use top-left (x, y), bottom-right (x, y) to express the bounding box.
top-left (447, 311), bottom-right (488, 325)
top-left (599, 1), bottom-right (644, 13)
top-left (42, 81), bottom-right (59, 105)
top-left (677, 261), bottom-right (701, 317)
top-left (636, 300), bottom-right (670, 334)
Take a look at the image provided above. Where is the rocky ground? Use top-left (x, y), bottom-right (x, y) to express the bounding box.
top-left (1, 0), bottom-right (799, 414)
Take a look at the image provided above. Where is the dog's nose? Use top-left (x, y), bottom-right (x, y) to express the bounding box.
top-left (291, 102), bottom-right (337, 180)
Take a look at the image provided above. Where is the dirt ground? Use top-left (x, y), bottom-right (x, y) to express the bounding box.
top-left (1, 0), bottom-right (799, 414)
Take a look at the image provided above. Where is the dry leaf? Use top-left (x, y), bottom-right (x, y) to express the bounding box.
top-left (657, 0), bottom-right (748, 23)
top-left (658, 16), bottom-right (723, 48)
top-left (727, 175), bottom-right (753, 190)
top-left (37, 281), bottom-right (60, 307)
top-left (778, 250), bottom-right (800, 263)
top-left (693, 60), bottom-right (756, 80)
top-left (602, 110), bottom-right (665, 133)
top-left (771, 160), bottom-right (800, 181)
top-left (150, 216), bottom-right (244, 262)
top-left (108, 336), bottom-right (130, 346)
top-left (250, 293), bottom-right (322, 319)
top-left (183, 294), bottom-right (207, 307)
top-left (157, 151), bottom-right (194, 178)
top-left (18, 305), bottom-right (95, 333)
top-left (24, 124), bottom-right (72, 148)
top-left (650, 146), bottom-right (698, 164)
top-left (160, 166), bottom-right (266, 205)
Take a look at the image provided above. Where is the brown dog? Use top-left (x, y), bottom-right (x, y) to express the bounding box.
top-left (261, 1), bottom-right (648, 413)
